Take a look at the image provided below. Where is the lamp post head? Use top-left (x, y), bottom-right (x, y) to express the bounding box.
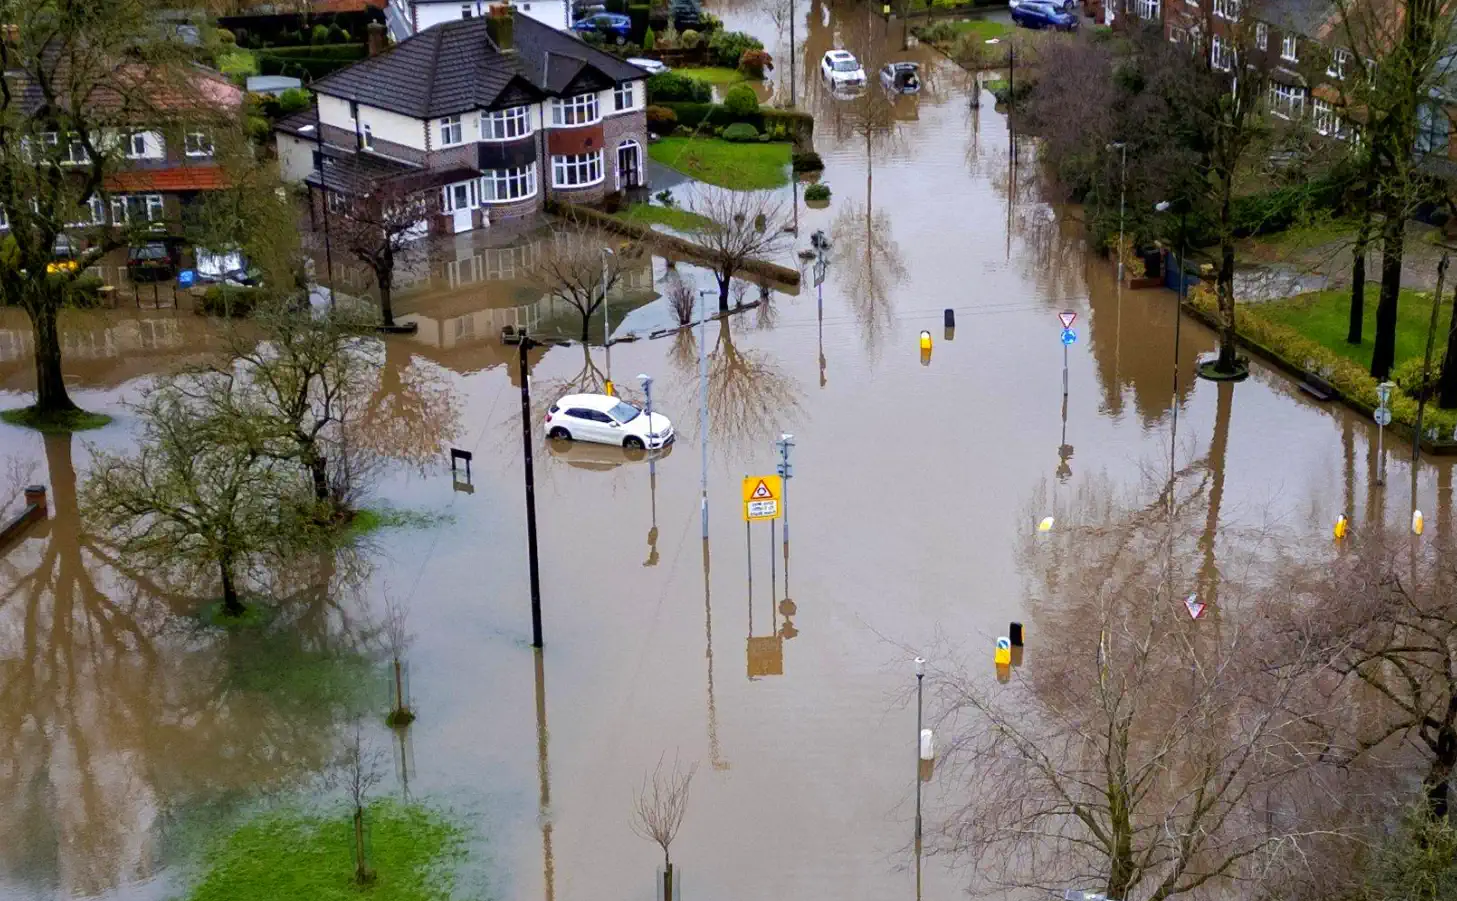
top-left (915, 656), bottom-right (926, 677)
top-left (638, 372), bottom-right (652, 390)
top-left (1155, 201), bottom-right (1172, 213)
top-left (1107, 141), bottom-right (1125, 150)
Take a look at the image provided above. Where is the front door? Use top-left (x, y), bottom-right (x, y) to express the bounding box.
top-left (617, 143), bottom-right (641, 189)
top-left (451, 207), bottom-right (472, 233)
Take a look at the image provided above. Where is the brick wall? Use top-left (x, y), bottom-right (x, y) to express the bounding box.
top-left (602, 111), bottom-right (648, 192)
top-left (427, 142), bottom-right (478, 173)
top-left (485, 192), bottom-right (542, 222)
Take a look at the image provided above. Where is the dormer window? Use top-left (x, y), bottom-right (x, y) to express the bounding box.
top-left (552, 93), bottom-right (600, 126)
top-left (440, 115), bottom-right (463, 146)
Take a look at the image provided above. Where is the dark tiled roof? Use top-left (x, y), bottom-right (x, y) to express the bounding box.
top-left (1261, 0), bottom-right (1338, 40)
top-left (306, 150), bottom-right (422, 195)
top-left (311, 12), bottom-right (644, 119)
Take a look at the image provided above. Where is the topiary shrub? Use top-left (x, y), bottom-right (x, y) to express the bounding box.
top-left (217, 27), bottom-right (237, 45)
top-left (646, 104), bottom-right (678, 135)
top-left (680, 28), bottom-right (702, 48)
top-left (277, 86), bottom-right (312, 114)
top-left (722, 122), bottom-right (759, 142)
top-left (647, 70), bottom-right (711, 103)
top-left (738, 48), bottom-right (773, 78)
top-left (792, 149), bottom-right (824, 172)
top-left (804, 183), bottom-right (831, 201)
top-left (722, 83), bottom-right (759, 118)
top-left (310, 23), bottom-right (330, 44)
top-left (707, 29), bottom-right (761, 68)
top-left (326, 23), bottom-right (348, 43)
top-left (644, 26), bottom-right (656, 49)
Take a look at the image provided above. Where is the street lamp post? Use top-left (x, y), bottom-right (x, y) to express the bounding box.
top-left (1376, 380), bottom-right (1394, 486)
top-left (601, 247), bottom-right (615, 383)
top-left (518, 333), bottom-right (545, 648)
top-left (1107, 142), bottom-right (1127, 282)
top-left (1155, 200), bottom-right (1187, 483)
top-left (914, 656), bottom-right (926, 900)
top-left (699, 288), bottom-right (714, 540)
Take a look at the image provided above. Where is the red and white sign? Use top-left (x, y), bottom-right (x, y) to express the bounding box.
top-left (1058, 310), bottom-right (1077, 330)
top-left (1184, 593), bottom-right (1206, 620)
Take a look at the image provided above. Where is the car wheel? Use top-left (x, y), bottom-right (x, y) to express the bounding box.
top-left (623, 436), bottom-right (645, 450)
top-left (549, 427), bottom-right (572, 440)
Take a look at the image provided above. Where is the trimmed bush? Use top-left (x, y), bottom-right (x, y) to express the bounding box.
top-left (680, 28), bottom-right (702, 48)
top-left (722, 122), bottom-right (759, 142)
top-left (644, 26), bottom-right (656, 49)
top-left (1393, 357), bottom-right (1439, 399)
top-left (277, 86), bottom-right (312, 114)
top-left (646, 104), bottom-right (679, 135)
top-left (804, 183), bottom-right (831, 201)
top-left (739, 48), bottom-right (773, 78)
top-left (217, 27), bottom-right (237, 45)
top-left (699, 12), bottom-right (722, 31)
top-left (792, 149), bottom-right (824, 172)
top-left (258, 42), bottom-right (367, 60)
top-left (707, 29), bottom-right (761, 68)
top-left (723, 84), bottom-right (759, 117)
top-left (198, 285), bottom-right (261, 318)
top-left (326, 23), bottom-right (348, 43)
top-left (310, 23), bottom-right (329, 44)
top-left (628, 4), bottom-right (651, 40)
top-left (647, 70), bottom-right (712, 103)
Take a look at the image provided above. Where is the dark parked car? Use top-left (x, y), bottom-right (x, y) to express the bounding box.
top-left (879, 61), bottom-right (921, 94)
top-left (571, 12), bottom-right (632, 42)
top-left (126, 241), bottom-right (181, 281)
top-left (1011, 1), bottom-right (1079, 29)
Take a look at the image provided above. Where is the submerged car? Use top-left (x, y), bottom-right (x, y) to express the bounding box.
top-left (547, 436), bottom-right (674, 470)
top-left (196, 248), bottom-right (262, 286)
top-left (1012, 1), bottom-right (1079, 29)
top-left (880, 61), bottom-right (921, 93)
top-left (820, 50), bottom-right (866, 89)
top-left (545, 393), bottom-right (674, 450)
top-left (126, 240), bottom-right (181, 281)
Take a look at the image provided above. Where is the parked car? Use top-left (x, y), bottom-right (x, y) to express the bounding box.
top-left (880, 61), bottom-right (921, 93)
top-left (1011, 1), bottom-right (1079, 29)
top-left (1011, 0), bottom-right (1077, 9)
top-left (571, 12), bottom-right (632, 43)
top-left (820, 50), bottom-right (867, 90)
top-left (545, 393), bottom-right (674, 450)
top-left (669, 0), bottom-right (702, 28)
top-left (627, 57), bottom-right (670, 74)
top-left (126, 241), bottom-right (181, 282)
top-left (196, 248), bottom-right (261, 286)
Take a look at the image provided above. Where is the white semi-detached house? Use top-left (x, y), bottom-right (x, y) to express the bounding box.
top-left (385, 0), bottom-right (570, 43)
top-left (274, 7), bottom-right (648, 236)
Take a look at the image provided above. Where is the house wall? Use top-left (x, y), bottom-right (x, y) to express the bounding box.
top-left (318, 94), bottom-right (356, 132)
top-left (276, 133), bottom-right (318, 183)
top-left (412, 0), bottom-right (567, 33)
top-left (362, 105), bottom-right (429, 150)
top-left (603, 110), bottom-right (647, 192)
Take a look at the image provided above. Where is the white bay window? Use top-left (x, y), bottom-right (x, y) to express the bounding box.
top-left (552, 151), bottom-right (603, 188)
top-left (480, 166), bottom-right (537, 201)
top-left (481, 105), bottom-right (532, 140)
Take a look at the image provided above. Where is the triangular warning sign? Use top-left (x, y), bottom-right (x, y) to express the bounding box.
top-left (751, 480), bottom-right (775, 500)
top-left (1058, 310), bottom-right (1077, 329)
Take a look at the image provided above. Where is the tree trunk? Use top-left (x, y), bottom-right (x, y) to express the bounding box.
top-left (1215, 238), bottom-right (1238, 373)
top-left (220, 558), bottom-right (244, 618)
top-left (1438, 283), bottom-right (1457, 408)
top-left (26, 299), bottom-right (78, 414)
top-left (378, 271), bottom-right (395, 327)
top-left (1349, 244), bottom-right (1367, 345)
top-left (664, 857), bottom-right (674, 901)
top-left (1425, 720), bottom-right (1456, 820)
top-left (581, 312), bottom-right (592, 343)
top-left (393, 656), bottom-right (406, 714)
top-left (717, 273), bottom-right (731, 312)
top-left (309, 453), bottom-right (329, 504)
top-left (353, 804), bottom-right (371, 883)
top-left (1371, 209), bottom-right (1406, 380)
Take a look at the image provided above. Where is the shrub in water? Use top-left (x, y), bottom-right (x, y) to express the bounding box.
top-left (738, 48), bottom-right (773, 78)
top-left (708, 29), bottom-right (762, 68)
top-left (723, 83), bottom-right (759, 117)
top-left (792, 149), bottom-right (824, 172)
top-left (804, 183), bottom-right (831, 201)
top-left (722, 121), bottom-right (759, 142)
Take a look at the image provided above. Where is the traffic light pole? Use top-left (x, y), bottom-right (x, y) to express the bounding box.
top-left (519, 334), bottom-right (544, 648)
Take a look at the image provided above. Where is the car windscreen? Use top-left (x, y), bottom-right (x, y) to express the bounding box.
top-left (133, 245), bottom-right (167, 260)
top-left (833, 59), bottom-right (860, 71)
top-left (607, 401), bottom-right (641, 423)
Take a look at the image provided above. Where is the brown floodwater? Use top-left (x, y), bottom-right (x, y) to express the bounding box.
top-left (3, 4), bottom-right (1456, 900)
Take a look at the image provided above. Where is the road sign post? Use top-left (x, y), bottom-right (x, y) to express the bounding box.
top-left (1059, 312), bottom-right (1077, 398)
top-left (1376, 380), bottom-right (1394, 486)
top-left (742, 475), bottom-right (784, 521)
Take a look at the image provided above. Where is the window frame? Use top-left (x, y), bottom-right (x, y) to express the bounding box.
top-left (1313, 97), bottom-right (1336, 136)
top-left (125, 132), bottom-right (150, 158)
top-left (551, 150), bottom-right (604, 188)
top-left (480, 165), bottom-right (538, 202)
top-left (1328, 47), bottom-right (1351, 79)
top-left (1281, 34), bottom-right (1298, 62)
top-left (440, 177), bottom-right (479, 212)
top-left (1213, 0), bottom-right (1239, 20)
top-left (361, 124), bottom-right (375, 151)
top-left (439, 114), bottom-right (464, 147)
top-left (1211, 35), bottom-right (1235, 72)
top-left (1268, 81), bottom-right (1305, 119)
top-left (613, 83), bottom-right (635, 112)
top-left (480, 104), bottom-right (533, 141)
top-left (1256, 23), bottom-right (1268, 50)
top-left (551, 93), bottom-right (601, 127)
top-left (184, 130), bottom-right (213, 157)
top-left (461, 1), bottom-right (474, 16)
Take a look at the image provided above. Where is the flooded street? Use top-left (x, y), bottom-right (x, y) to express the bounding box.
top-left (3, 3), bottom-right (1456, 900)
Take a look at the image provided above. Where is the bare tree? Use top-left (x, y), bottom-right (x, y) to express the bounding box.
top-left (0, 0), bottom-right (232, 421)
top-left (664, 273), bottom-right (698, 327)
top-left (686, 190), bottom-right (792, 312)
top-left (341, 722), bottom-right (386, 885)
top-left (528, 225), bottom-right (629, 342)
top-left (630, 752), bottom-right (699, 901)
top-left (930, 472), bottom-right (1343, 901)
top-left (331, 176), bottom-right (437, 327)
top-left (382, 590), bottom-right (414, 727)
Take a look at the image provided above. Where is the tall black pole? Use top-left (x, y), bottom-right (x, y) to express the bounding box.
top-left (520, 336), bottom-right (544, 647)
top-left (313, 112), bottom-right (336, 306)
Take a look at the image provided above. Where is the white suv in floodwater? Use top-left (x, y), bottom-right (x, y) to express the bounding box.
top-left (820, 50), bottom-right (866, 89)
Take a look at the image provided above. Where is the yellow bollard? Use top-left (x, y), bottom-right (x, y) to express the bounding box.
top-left (919, 330), bottom-right (932, 351)
top-left (1413, 509), bottom-right (1425, 535)
top-left (994, 637), bottom-right (1011, 666)
top-left (1037, 516), bottom-right (1055, 533)
top-left (604, 380), bottom-right (614, 397)
top-left (1334, 515), bottom-right (1348, 540)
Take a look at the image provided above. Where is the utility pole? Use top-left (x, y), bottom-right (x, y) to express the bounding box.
top-left (311, 117), bottom-right (336, 306)
top-left (776, 433), bottom-right (795, 551)
top-left (1106, 141), bottom-right (1127, 282)
top-left (601, 248), bottom-right (615, 382)
top-left (699, 289), bottom-right (714, 540)
top-left (518, 333), bottom-right (544, 647)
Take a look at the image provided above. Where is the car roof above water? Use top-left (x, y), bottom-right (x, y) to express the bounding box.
top-left (557, 393), bottom-right (622, 411)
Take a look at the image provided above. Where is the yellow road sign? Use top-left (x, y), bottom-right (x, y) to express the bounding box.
top-left (742, 475), bottom-right (783, 521)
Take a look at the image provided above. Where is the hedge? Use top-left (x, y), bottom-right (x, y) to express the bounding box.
top-left (657, 101), bottom-right (812, 142)
top-left (197, 285), bottom-right (261, 318)
top-left (257, 42), bottom-right (367, 60)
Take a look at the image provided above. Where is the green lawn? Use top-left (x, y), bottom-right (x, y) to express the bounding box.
top-left (647, 137), bottom-right (791, 190)
top-left (187, 802), bottom-right (465, 901)
top-left (1254, 284), bottom-right (1442, 370)
top-left (678, 66), bottom-right (749, 84)
top-left (614, 202), bottom-right (713, 232)
top-left (218, 48), bottom-right (258, 76)
top-left (943, 18), bottom-right (1012, 39)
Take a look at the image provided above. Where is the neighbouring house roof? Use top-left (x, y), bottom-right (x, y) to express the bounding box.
top-left (306, 149), bottom-right (423, 195)
top-left (1260, 0), bottom-right (1339, 41)
top-left (311, 11), bottom-right (644, 119)
top-left (106, 165), bottom-right (229, 192)
top-left (14, 48), bottom-right (242, 120)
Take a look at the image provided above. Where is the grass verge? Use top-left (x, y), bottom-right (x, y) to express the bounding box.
top-left (1254, 283), bottom-right (1440, 371)
top-left (647, 137), bottom-right (791, 190)
top-left (614, 202), bottom-right (713, 232)
top-left (678, 66), bottom-right (749, 84)
top-left (186, 801), bottom-right (466, 901)
top-left (1, 407), bottom-right (112, 433)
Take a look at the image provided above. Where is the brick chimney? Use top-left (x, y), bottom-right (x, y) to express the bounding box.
top-left (366, 22), bottom-right (388, 57)
top-left (486, 4), bottom-right (514, 51)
